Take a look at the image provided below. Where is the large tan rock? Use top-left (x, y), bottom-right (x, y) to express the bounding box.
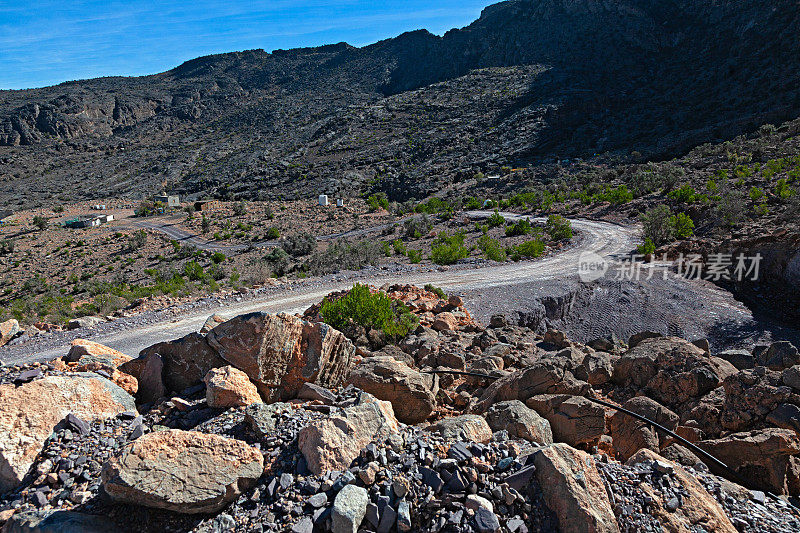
top-left (473, 362), bottom-right (590, 413)
top-left (101, 429), bottom-right (263, 514)
top-left (299, 392), bottom-right (398, 475)
top-left (610, 396), bottom-right (678, 461)
top-left (0, 319), bottom-right (19, 348)
top-left (65, 339), bottom-right (137, 396)
top-left (626, 449), bottom-right (737, 532)
top-left (204, 366), bottom-right (262, 408)
top-left (533, 444), bottom-right (619, 533)
top-left (526, 394), bottom-right (605, 447)
top-left (0, 374), bottom-right (135, 492)
top-left (697, 428), bottom-right (800, 495)
top-left (346, 356), bottom-right (437, 423)
top-left (429, 415), bottom-right (493, 443)
top-left (485, 400), bottom-right (553, 444)
top-left (612, 337), bottom-right (737, 407)
top-left (207, 312), bottom-right (356, 402)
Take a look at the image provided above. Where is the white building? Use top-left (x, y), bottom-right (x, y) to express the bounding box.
top-left (318, 195), bottom-right (329, 206)
top-left (336, 199), bottom-right (344, 207)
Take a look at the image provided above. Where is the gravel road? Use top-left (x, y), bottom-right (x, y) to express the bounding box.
top-left (3, 215), bottom-right (793, 365)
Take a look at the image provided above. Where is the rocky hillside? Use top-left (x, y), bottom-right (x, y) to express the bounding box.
top-left (1, 0), bottom-right (799, 208)
top-left (0, 284), bottom-right (799, 531)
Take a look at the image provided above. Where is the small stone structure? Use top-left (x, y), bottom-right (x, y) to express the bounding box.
top-left (336, 199), bottom-right (344, 207)
top-left (318, 195), bottom-right (329, 206)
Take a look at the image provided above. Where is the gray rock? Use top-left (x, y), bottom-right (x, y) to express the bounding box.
top-left (485, 400), bottom-right (553, 444)
top-left (3, 510), bottom-right (116, 533)
top-left (782, 365), bottom-right (800, 391)
top-left (397, 500), bottom-right (412, 531)
top-left (331, 484), bottom-right (369, 533)
top-left (718, 349), bottom-right (755, 370)
top-left (474, 507), bottom-right (501, 533)
top-left (244, 402), bottom-right (290, 437)
top-left (761, 341), bottom-right (799, 370)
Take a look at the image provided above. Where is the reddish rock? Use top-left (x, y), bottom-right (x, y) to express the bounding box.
top-left (207, 312), bottom-right (356, 402)
top-left (526, 394), bottom-right (606, 447)
top-left (610, 396), bottom-right (678, 461)
top-left (0, 319), bottom-right (19, 348)
top-left (204, 366), bottom-right (262, 408)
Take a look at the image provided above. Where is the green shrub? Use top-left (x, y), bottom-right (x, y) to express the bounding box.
top-left (478, 234), bottom-right (507, 262)
top-left (424, 284), bottom-right (447, 299)
top-left (367, 193), bottom-right (390, 212)
top-left (127, 230), bottom-right (147, 250)
top-left (264, 247), bottom-right (290, 276)
top-left (282, 233), bottom-right (316, 257)
top-left (201, 216), bottom-right (211, 233)
top-left (392, 239), bottom-right (407, 255)
top-left (211, 252), bottom-right (226, 264)
top-left (32, 215), bottom-right (48, 230)
top-left (306, 239), bottom-right (383, 275)
top-left (464, 196), bottom-right (482, 209)
top-left (320, 283), bottom-right (418, 340)
top-left (776, 178), bottom-right (794, 200)
top-left (637, 238), bottom-right (656, 255)
top-left (233, 202), bottom-right (247, 216)
top-left (407, 249), bottom-right (422, 263)
top-left (546, 215), bottom-right (573, 240)
top-left (265, 227), bottom-right (280, 240)
top-left (505, 218), bottom-right (533, 237)
top-left (415, 197), bottom-right (451, 215)
top-left (507, 239), bottom-right (545, 261)
top-left (380, 241), bottom-right (393, 257)
top-left (403, 215), bottom-right (433, 238)
top-left (668, 184), bottom-right (699, 204)
top-left (430, 232), bottom-right (470, 265)
top-left (640, 205), bottom-right (674, 245)
top-left (749, 187), bottom-right (765, 202)
top-left (183, 261), bottom-right (205, 281)
top-left (487, 210), bottom-right (505, 228)
top-left (669, 212), bottom-right (695, 239)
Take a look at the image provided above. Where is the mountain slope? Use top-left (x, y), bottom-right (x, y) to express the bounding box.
top-left (1, 0), bottom-right (798, 207)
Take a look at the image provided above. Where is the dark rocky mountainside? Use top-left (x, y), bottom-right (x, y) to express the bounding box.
top-left (1, 0), bottom-right (799, 207)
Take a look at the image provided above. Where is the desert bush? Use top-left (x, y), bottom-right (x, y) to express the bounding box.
top-left (749, 186), bottom-right (765, 201)
top-left (504, 218), bottom-right (533, 237)
top-left (265, 227), bottom-right (280, 240)
top-left (507, 238), bottom-right (545, 261)
top-left (0, 239), bottom-right (14, 255)
top-left (306, 239), bottom-right (383, 275)
top-left (407, 249), bottom-right (422, 263)
top-left (380, 241), bottom-right (392, 256)
top-left (233, 202), bottom-right (247, 216)
top-left (669, 212), bottom-right (695, 239)
top-left (135, 201), bottom-right (155, 217)
top-left (127, 230), bottom-right (147, 250)
top-left (367, 193), bottom-right (390, 212)
top-left (403, 215), bottom-right (433, 238)
top-left (211, 252), bottom-right (226, 264)
top-left (478, 234), bottom-right (507, 262)
top-left (776, 178), bottom-right (795, 200)
top-left (464, 196), bottom-right (483, 209)
top-left (546, 215), bottom-right (573, 240)
top-left (415, 197), bottom-right (451, 216)
top-left (32, 215), bottom-right (48, 230)
top-left (487, 210), bottom-right (505, 228)
top-left (640, 205), bottom-right (674, 246)
top-left (320, 283), bottom-right (418, 340)
top-left (667, 184), bottom-right (699, 204)
top-left (282, 233), bottom-right (316, 257)
top-left (183, 261), bottom-right (205, 281)
top-left (424, 284), bottom-right (447, 299)
top-left (392, 239), bottom-right (407, 255)
top-left (431, 231), bottom-right (470, 265)
top-left (201, 216), bottom-right (211, 234)
top-left (716, 185), bottom-right (745, 226)
top-left (637, 238), bottom-right (656, 255)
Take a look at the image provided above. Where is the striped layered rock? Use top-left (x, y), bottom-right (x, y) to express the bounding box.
top-left (0, 374), bottom-right (135, 492)
top-left (207, 312), bottom-right (356, 402)
top-left (101, 430), bottom-right (263, 513)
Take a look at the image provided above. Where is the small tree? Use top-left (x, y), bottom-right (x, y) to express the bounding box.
top-left (669, 212), bottom-right (695, 239)
top-left (201, 216), bottom-right (211, 234)
top-left (233, 202), bottom-right (247, 216)
top-left (546, 215), bottom-right (573, 240)
top-left (640, 205), bottom-right (674, 246)
top-left (486, 210), bottom-right (505, 228)
top-left (32, 216), bottom-right (48, 231)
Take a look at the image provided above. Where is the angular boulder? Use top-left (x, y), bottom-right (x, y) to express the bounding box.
top-left (760, 341), bottom-right (800, 370)
top-left (720, 367), bottom-right (791, 432)
top-left (65, 339), bottom-right (131, 368)
top-left (533, 444), bottom-right (619, 533)
top-left (204, 366), bottom-right (262, 408)
top-left (697, 428), bottom-right (800, 495)
top-left (473, 361), bottom-right (590, 413)
top-left (610, 396), bottom-right (678, 461)
top-left (485, 400), bottom-right (553, 444)
top-left (0, 319), bottom-right (20, 348)
top-left (132, 332), bottom-right (225, 395)
top-left (612, 337), bottom-right (737, 407)
top-left (101, 429), bottom-right (264, 513)
top-left (332, 484), bottom-right (369, 533)
top-left (429, 415), bottom-right (493, 443)
top-left (207, 312), bottom-right (356, 402)
top-left (2, 509), bottom-right (117, 533)
top-left (0, 374), bottom-right (135, 492)
top-left (346, 356), bottom-right (437, 423)
top-left (299, 392), bottom-right (398, 475)
top-left (526, 394), bottom-right (606, 447)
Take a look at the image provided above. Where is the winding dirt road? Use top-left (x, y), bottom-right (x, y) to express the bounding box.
top-left (3, 214), bottom-right (640, 364)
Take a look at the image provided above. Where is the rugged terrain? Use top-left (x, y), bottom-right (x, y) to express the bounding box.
top-left (0, 284), bottom-right (799, 532)
top-left (1, 0), bottom-right (800, 208)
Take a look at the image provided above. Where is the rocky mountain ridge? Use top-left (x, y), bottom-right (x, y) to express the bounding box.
top-left (1, 0), bottom-right (799, 207)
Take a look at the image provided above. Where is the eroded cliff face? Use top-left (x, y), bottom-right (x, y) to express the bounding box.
top-left (1, 0), bottom-right (798, 205)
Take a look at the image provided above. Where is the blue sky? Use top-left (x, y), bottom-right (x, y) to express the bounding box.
top-left (0, 1), bottom-right (493, 90)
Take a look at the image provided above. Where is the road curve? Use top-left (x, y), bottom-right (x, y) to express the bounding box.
top-left (3, 215), bottom-right (638, 363)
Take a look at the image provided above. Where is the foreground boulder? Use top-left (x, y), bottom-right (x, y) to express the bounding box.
top-left (346, 356), bottom-right (437, 423)
top-left (204, 366), bottom-right (262, 408)
top-left (298, 392), bottom-right (398, 475)
top-left (485, 400), bottom-right (553, 444)
top-left (101, 429), bottom-right (264, 513)
top-left (697, 428), bottom-right (800, 495)
top-left (429, 415), bottom-right (493, 443)
top-left (64, 339), bottom-right (137, 396)
top-left (626, 449), bottom-right (737, 532)
top-left (2, 509), bottom-right (117, 533)
top-left (612, 337), bottom-right (737, 407)
top-left (473, 362), bottom-right (590, 413)
top-left (130, 332), bottom-right (225, 398)
top-left (207, 312), bottom-right (356, 402)
top-left (610, 396), bottom-right (678, 461)
top-left (533, 443), bottom-right (619, 533)
top-left (526, 394), bottom-right (606, 447)
top-left (0, 374), bottom-right (135, 492)
top-left (0, 319), bottom-right (19, 347)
